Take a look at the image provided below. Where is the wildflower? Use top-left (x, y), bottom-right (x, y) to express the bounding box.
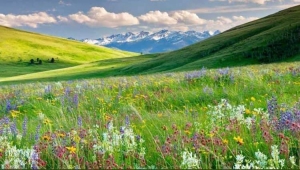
top-left (43, 118), bottom-right (52, 126)
top-left (57, 132), bottom-right (66, 138)
top-left (181, 150), bottom-right (200, 169)
top-left (290, 156), bottom-right (296, 166)
top-left (223, 139), bottom-right (228, 145)
top-left (66, 146), bottom-right (76, 154)
top-left (245, 109), bottom-right (251, 114)
top-left (251, 97), bottom-right (256, 102)
top-left (234, 154), bottom-right (245, 169)
top-left (234, 136), bottom-right (244, 145)
top-left (42, 135), bottom-right (51, 141)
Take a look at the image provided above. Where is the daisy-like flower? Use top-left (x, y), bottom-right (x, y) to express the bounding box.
top-left (234, 136), bottom-right (244, 145)
top-left (42, 135), bottom-right (51, 141)
top-left (66, 146), bottom-right (76, 154)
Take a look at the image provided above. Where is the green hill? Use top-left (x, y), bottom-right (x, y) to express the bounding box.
top-left (0, 26), bottom-right (137, 77)
top-left (1, 5), bottom-right (300, 84)
top-left (122, 5), bottom-right (300, 74)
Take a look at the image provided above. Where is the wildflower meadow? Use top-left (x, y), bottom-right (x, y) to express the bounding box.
top-left (0, 63), bottom-right (299, 169)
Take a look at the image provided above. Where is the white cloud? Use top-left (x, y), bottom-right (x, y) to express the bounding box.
top-left (57, 16), bottom-right (69, 22)
top-left (228, 0), bottom-right (271, 4)
top-left (69, 7), bottom-right (139, 28)
top-left (210, 0), bottom-right (275, 4)
top-left (0, 12), bottom-right (56, 28)
top-left (138, 11), bottom-right (177, 25)
top-left (138, 10), bottom-right (206, 27)
top-left (201, 15), bottom-right (259, 32)
top-left (59, 0), bottom-right (71, 6)
top-left (170, 11), bottom-right (206, 25)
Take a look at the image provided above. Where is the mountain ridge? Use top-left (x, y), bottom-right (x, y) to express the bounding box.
top-left (78, 30), bottom-right (220, 53)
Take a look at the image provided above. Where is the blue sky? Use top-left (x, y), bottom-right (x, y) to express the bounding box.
top-left (0, 0), bottom-right (299, 39)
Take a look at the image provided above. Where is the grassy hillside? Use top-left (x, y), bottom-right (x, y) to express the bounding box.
top-left (1, 5), bottom-right (300, 84)
top-left (0, 26), bottom-right (137, 77)
top-left (122, 5), bottom-right (300, 74)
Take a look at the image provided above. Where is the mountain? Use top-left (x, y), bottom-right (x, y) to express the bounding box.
top-left (81, 30), bottom-right (220, 53)
top-left (121, 5), bottom-right (300, 74)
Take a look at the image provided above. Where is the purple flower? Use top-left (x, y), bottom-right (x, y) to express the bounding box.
top-left (77, 116), bottom-right (82, 127)
top-left (267, 96), bottom-right (278, 117)
top-left (185, 67), bottom-right (207, 80)
top-left (22, 117), bottom-right (28, 138)
top-left (45, 85), bottom-right (52, 94)
top-left (10, 120), bottom-right (18, 136)
top-left (35, 124), bottom-right (41, 142)
top-left (125, 115), bottom-right (130, 126)
top-left (277, 111), bottom-right (293, 131)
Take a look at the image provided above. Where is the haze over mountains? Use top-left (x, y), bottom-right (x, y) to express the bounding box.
top-left (78, 30), bottom-right (220, 53)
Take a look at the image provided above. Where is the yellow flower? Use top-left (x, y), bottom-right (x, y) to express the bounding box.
top-left (245, 109), bottom-right (251, 114)
top-left (42, 135), bottom-right (51, 141)
top-left (66, 146), bottom-right (76, 154)
top-left (234, 136), bottom-right (244, 145)
top-left (223, 139), bottom-right (228, 145)
top-left (280, 108), bottom-right (286, 112)
top-left (43, 118), bottom-right (52, 125)
top-left (251, 97), bottom-right (256, 102)
top-left (57, 132), bottom-right (66, 138)
top-left (157, 113), bottom-right (163, 117)
top-left (11, 111), bottom-right (18, 118)
top-left (184, 130), bottom-right (191, 135)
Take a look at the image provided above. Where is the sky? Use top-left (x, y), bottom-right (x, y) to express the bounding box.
top-left (0, 0), bottom-right (299, 39)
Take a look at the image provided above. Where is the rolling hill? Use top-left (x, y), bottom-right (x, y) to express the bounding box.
top-left (1, 5), bottom-right (300, 84)
top-left (121, 5), bottom-right (300, 74)
top-left (0, 26), bottom-right (137, 77)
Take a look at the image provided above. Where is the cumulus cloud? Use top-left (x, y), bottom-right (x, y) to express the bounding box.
top-left (201, 15), bottom-right (259, 31)
top-left (138, 10), bottom-right (206, 27)
top-left (57, 16), bottom-right (69, 22)
top-left (170, 11), bottom-right (206, 25)
top-left (69, 7), bottom-right (139, 28)
top-left (0, 12), bottom-right (56, 28)
top-left (138, 11), bottom-right (177, 25)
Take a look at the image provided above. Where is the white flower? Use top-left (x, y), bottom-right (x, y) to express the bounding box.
top-left (255, 150), bottom-right (268, 168)
top-left (181, 150), bottom-right (200, 169)
top-left (289, 156), bottom-right (296, 166)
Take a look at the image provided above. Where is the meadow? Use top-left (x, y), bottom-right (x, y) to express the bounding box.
top-left (0, 61), bottom-right (299, 169)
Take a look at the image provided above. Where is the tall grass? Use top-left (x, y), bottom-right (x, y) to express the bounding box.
top-left (0, 63), bottom-right (299, 169)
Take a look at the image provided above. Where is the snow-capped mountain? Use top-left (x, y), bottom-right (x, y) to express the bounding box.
top-left (80, 30), bottom-right (220, 53)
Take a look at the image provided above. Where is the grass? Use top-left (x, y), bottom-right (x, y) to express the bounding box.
top-left (121, 5), bottom-right (300, 74)
top-left (1, 5), bottom-right (300, 84)
top-left (0, 62), bottom-right (299, 169)
top-left (0, 26), bottom-right (137, 78)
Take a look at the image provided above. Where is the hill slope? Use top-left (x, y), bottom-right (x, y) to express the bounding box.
top-left (1, 5), bottom-right (300, 84)
top-left (0, 26), bottom-right (137, 77)
top-left (122, 5), bottom-right (300, 74)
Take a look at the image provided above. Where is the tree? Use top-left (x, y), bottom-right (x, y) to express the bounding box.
top-left (38, 60), bottom-right (43, 65)
top-left (30, 59), bottom-right (34, 64)
top-left (37, 58), bottom-right (40, 62)
top-left (50, 58), bottom-right (55, 63)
